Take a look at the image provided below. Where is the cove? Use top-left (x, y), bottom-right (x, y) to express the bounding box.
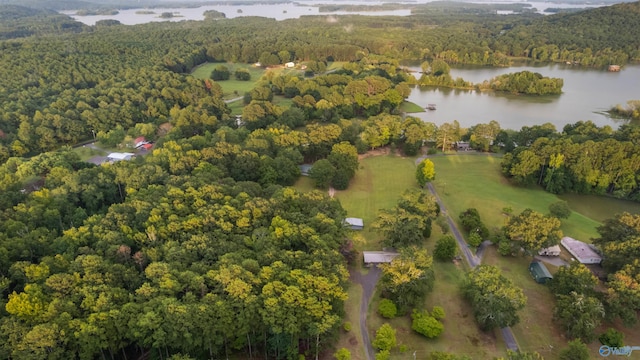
top-left (407, 63), bottom-right (640, 130)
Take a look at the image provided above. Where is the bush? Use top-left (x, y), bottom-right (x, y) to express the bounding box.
top-left (599, 328), bottom-right (624, 348)
top-left (372, 324), bottom-right (396, 351)
top-left (399, 345), bottom-right (408, 353)
top-left (343, 321), bottom-right (352, 332)
top-left (378, 299), bottom-right (398, 319)
top-left (498, 239), bottom-right (513, 256)
top-left (549, 200), bottom-right (571, 219)
top-left (334, 348), bottom-right (351, 360)
top-left (375, 350), bottom-right (390, 360)
top-left (468, 232), bottom-right (483, 248)
top-left (434, 235), bottom-right (457, 261)
top-left (436, 216), bottom-right (449, 234)
top-left (210, 65), bottom-right (230, 81)
top-left (431, 306), bottom-right (445, 320)
top-left (559, 339), bottom-right (590, 360)
top-left (427, 147), bottom-right (437, 155)
top-left (234, 68), bottom-right (251, 81)
top-left (411, 310), bottom-right (444, 338)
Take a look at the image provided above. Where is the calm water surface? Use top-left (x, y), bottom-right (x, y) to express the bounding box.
top-left (62, 4), bottom-right (411, 25)
top-left (62, 0), bottom-right (599, 25)
top-left (407, 64), bottom-right (640, 130)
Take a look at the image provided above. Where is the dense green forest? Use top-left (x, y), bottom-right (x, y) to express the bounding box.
top-left (1, 2), bottom-right (640, 359)
top-left (0, 1), bottom-right (639, 159)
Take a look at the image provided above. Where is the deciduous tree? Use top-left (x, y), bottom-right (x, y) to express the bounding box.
top-left (462, 265), bottom-right (527, 330)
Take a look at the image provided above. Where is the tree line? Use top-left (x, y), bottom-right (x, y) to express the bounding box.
top-left (500, 121), bottom-right (640, 200)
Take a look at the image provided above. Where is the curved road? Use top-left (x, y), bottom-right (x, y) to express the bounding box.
top-left (425, 179), bottom-right (520, 352)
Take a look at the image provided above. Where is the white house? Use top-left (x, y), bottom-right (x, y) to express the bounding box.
top-left (107, 152), bottom-right (135, 162)
top-left (560, 237), bottom-right (602, 264)
top-left (538, 245), bottom-right (561, 257)
top-left (285, 62), bottom-right (295, 68)
top-left (363, 251), bottom-right (399, 264)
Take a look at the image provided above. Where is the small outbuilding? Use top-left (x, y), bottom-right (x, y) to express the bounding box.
top-left (363, 251), bottom-right (399, 265)
top-left (529, 261), bottom-right (553, 284)
top-left (285, 62), bottom-right (295, 68)
top-left (561, 237), bottom-right (602, 264)
top-left (345, 217), bottom-right (364, 230)
top-left (538, 245), bottom-right (561, 257)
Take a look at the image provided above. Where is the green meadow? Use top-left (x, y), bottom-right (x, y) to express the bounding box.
top-left (306, 151), bottom-right (640, 360)
top-left (190, 62), bottom-right (269, 99)
top-left (428, 154), bottom-right (603, 242)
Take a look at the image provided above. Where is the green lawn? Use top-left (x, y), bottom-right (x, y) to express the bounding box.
top-left (334, 153), bottom-right (420, 250)
top-left (366, 226), bottom-right (507, 359)
top-left (482, 247), bottom-right (565, 359)
top-left (559, 193), bottom-right (640, 222)
top-left (399, 101), bottom-right (425, 113)
top-left (293, 176), bottom-right (315, 193)
top-left (72, 146), bottom-right (105, 161)
top-left (190, 62), bottom-right (267, 99)
top-left (334, 284), bottom-right (366, 360)
top-left (429, 154), bottom-right (601, 242)
top-left (430, 154), bottom-right (640, 359)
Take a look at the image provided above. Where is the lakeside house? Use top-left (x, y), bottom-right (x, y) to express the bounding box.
top-left (363, 251), bottom-right (399, 265)
top-left (560, 237), bottom-right (602, 264)
top-left (608, 65), bottom-right (621, 72)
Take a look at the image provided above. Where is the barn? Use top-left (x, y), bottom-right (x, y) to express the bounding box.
top-left (529, 261), bottom-right (553, 284)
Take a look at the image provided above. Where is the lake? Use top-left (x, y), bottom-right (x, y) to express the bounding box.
top-left (61, 1), bottom-right (600, 25)
top-left (406, 63), bottom-right (640, 130)
top-left (61, 4), bottom-right (412, 25)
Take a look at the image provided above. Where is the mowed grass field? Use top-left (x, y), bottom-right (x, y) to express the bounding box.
top-left (298, 151), bottom-right (640, 359)
top-left (334, 153), bottom-right (420, 250)
top-left (430, 154), bottom-right (640, 359)
top-left (429, 154), bottom-right (602, 242)
top-left (191, 62), bottom-right (268, 99)
top-left (333, 284), bottom-right (366, 360)
top-left (368, 226), bottom-right (507, 359)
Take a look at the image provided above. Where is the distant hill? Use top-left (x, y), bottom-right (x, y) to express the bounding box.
top-left (0, 4), bottom-right (86, 39)
top-left (503, 1), bottom-right (640, 58)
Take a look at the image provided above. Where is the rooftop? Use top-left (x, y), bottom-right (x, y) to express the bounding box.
top-left (107, 152), bottom-right (135, 160)
top-left (561, 237), bottom-right (602, 262)
top-left (363, 251), bottom-right (399, 264)
top-left (345, 217), bottom-right (364, 227)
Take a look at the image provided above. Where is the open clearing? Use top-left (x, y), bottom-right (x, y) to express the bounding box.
top-left (334, 153), bottom-right (419, 250)
top-left (332, 284), bottom-right (365, 360)
top-left (368, 226), bottom-right (506, 359)
top-left (399, 101), bottom-right (425, 113)
top-left (428, 154), bottom-right (602, 242)
top-left (190, 62), bottom-right (269, 99)
top-left (299, 150), bottom-right (640, 359)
